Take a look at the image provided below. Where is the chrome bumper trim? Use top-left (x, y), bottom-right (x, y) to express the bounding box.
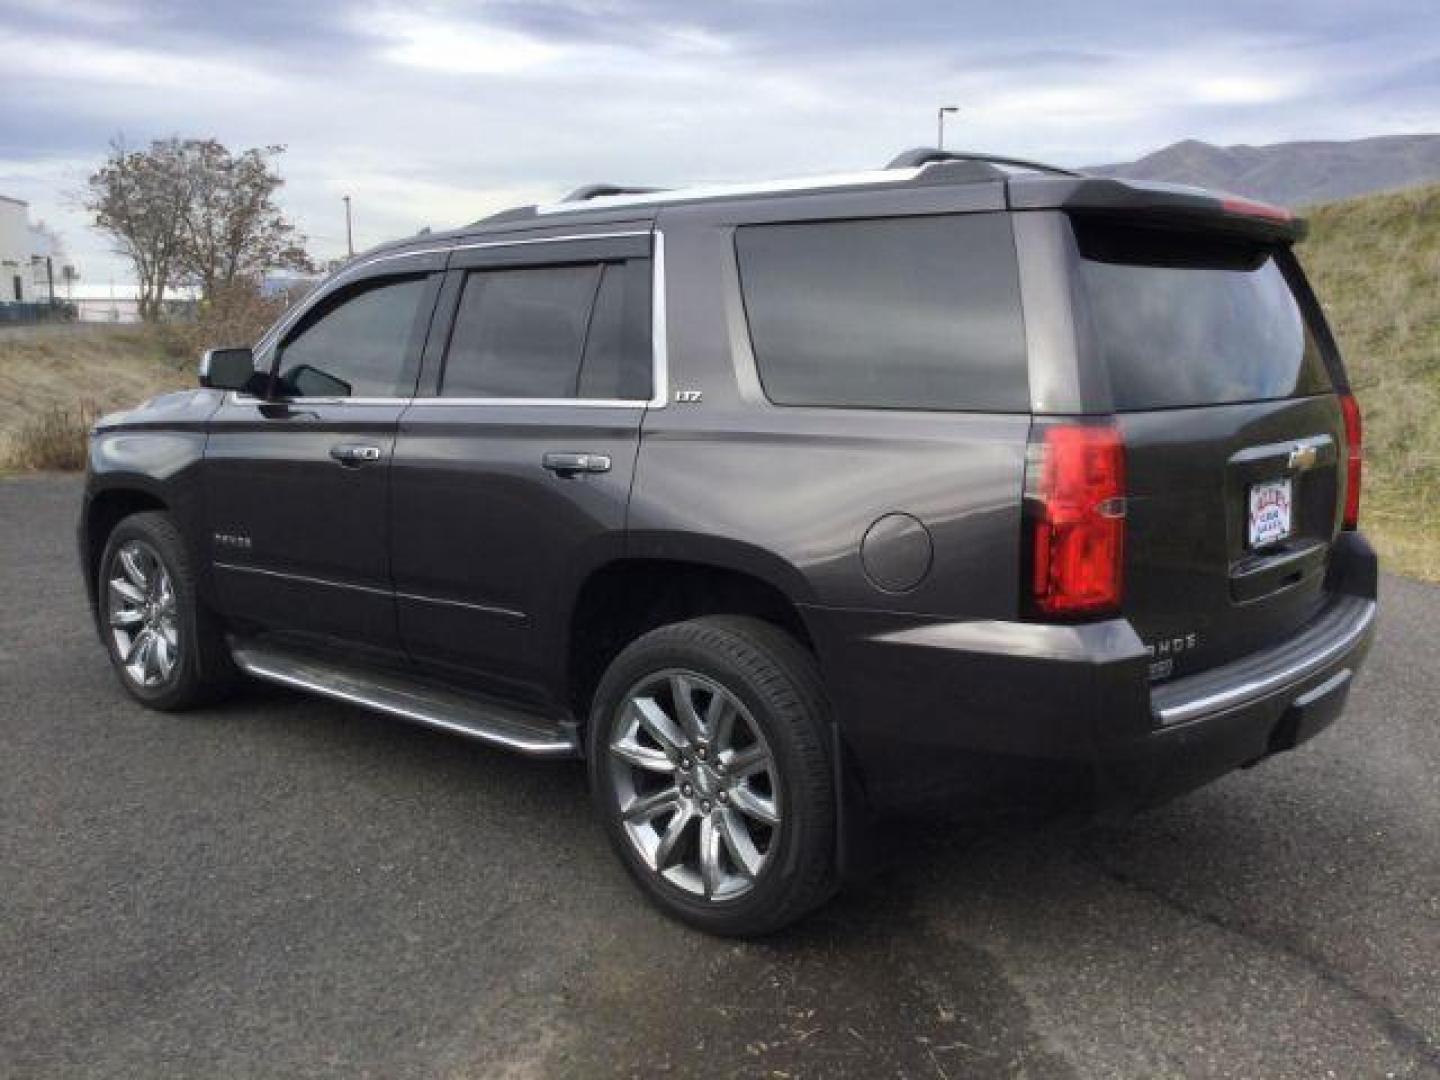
top-left (1153, 596), bottom-right (1376, 726)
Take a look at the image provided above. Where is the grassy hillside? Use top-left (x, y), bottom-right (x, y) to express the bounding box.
top-left (0, 324), bottom-right (192, 469)
top-left (1298, 183), bottom-right (1440, 581)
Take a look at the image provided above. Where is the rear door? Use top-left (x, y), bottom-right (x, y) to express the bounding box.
top-left (1063, 215), bottom-right (1346, 681)
top-left (204, 254), bottom-right (444, 651)
top-left (389, 231), bottom-right (654, 706)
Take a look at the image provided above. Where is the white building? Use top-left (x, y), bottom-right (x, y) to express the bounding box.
top-left (0, 194), bottom-right (59, 303)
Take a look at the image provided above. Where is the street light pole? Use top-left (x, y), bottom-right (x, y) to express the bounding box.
top-left (937, 105), bottom-right (959, 150)
top-left (343, 195), bottom-right (354, 258)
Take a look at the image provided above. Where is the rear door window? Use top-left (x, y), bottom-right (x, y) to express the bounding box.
top-left (735, 214), bottom-right (1029, 412)
top-left (1072, 219), bottom-right (1331, 411)
top-left (578, 261), bottom-right (653, 401)
top-left (441, 265), bottom-right (600, 399)
top-left (439, 259), bottom-right (652, 401)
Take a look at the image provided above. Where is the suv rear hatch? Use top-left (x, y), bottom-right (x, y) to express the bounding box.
top-left (1065, 211), bottom-right (1354, 683)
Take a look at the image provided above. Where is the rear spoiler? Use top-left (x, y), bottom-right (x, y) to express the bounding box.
top-left (1006, 175), bottom-right (1306, 243)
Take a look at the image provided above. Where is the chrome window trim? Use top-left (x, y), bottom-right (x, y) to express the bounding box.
top-left (649, 229), bottom-right (669, 408)
top-left (406, 398), bottom-right (649, 409)
top-left (237, 229), bottom-right (667, 411)
top-left (534, 168), bottom-right (926, 214)
top-left (224, 393), bottom-right (651, 410)
top-left (224, 393), bottom-right (412, 406)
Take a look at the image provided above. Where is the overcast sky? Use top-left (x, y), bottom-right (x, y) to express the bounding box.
top-left (1, 0), bottom-right (1436, 285)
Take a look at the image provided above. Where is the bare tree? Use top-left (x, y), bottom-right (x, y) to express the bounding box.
top-left (83, 138), bottom-right (193, 322)
top-left (84, 137), bottom-right (312, 321)
top-left (175, 141), bottom-right (312, 296)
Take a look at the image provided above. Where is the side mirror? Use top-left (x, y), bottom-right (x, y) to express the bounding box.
top-left (199, 347), bottom-right (257, 392)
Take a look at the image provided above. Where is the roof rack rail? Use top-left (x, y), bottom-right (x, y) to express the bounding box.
top-left (886, 148), bottom-right (1081, 177)
top-left (561, 183), bottom-right (667, 203)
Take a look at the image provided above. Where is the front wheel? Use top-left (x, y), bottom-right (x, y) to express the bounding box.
top-left (588, 616), bottom-right (837, 936)
top-left (98, 511), bottom-right (234, 711)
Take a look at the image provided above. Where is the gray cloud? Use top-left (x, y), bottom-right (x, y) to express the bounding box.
top-left (0, 0), bottom-right (1435, 283)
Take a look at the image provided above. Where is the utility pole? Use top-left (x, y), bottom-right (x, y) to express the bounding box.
top-left (937, 105), bottom-right (959, 149)
top-left (343, 195), bottom-right (354, 257)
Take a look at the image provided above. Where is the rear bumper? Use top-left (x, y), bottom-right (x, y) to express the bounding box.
top-left (1099, 590), bottom-right (1374, 810)
top-left (805, 532), bottom-right (1379, 818)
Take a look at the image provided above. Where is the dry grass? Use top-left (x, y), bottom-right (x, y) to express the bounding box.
top-left (0, 281), bottom-right (290, 472)
top-left (0, 324), bottom-right (191, 471)
top-left (3, 401), bottom-right (102, 471)
top-left (0, 323), bottom-right (191, 435)
top-left (1298, 183), bottom-right (1440, 581)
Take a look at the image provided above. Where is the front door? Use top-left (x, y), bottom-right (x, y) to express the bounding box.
top-left (390, 231), bottom-right (654, 706)
top-left (204, 257), bottom-right (444, 653)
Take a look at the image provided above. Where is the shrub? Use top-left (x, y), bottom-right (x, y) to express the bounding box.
top-left (158, 278), bottom-right (300, 364)
top-left (2, 401), bottom-right (100, 472)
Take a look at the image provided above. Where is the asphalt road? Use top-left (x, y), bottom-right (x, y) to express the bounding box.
top-left (2, 474), bottom-right (1437, 1079)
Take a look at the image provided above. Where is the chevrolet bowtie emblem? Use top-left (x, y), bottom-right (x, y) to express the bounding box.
top-left (1288, 443), bottom-right (1319, 471)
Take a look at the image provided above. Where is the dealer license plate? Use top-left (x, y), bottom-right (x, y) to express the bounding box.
top-left (1248, 478), bottom-right (1293, 548)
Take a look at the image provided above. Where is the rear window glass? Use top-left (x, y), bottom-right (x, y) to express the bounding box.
top-left (735, 214), bottom-right (1028, 411)
top-left (1073, 220), bottom-right (1331, 411)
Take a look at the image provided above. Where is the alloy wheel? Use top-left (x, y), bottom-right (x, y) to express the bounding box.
top-left (608, 669), bottom-right (781, 902)
top-left (106, 540), bottom-right (180, 688)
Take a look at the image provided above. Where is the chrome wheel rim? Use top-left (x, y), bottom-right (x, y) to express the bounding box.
top-left (608, 669), bottom-right (781, 902)
top-left (106, 540), bottom-right (180, 688)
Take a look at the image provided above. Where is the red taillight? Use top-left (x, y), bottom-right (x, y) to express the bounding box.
top-left (1028, 423), bottom-right (1126, 616)
top-left (1220, 195), bottom-right (1294, 223)
top-left (1340, 392), bottom-right (1363, 529)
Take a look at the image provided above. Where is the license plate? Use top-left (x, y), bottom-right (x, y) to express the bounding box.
top-left (1248, 478), bottom-right (1293, 548)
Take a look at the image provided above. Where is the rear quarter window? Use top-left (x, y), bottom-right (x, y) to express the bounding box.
top-left (1072, 219), bottom-right (1331, 411)
top-left (735, 214), bottom-right (1029, 412)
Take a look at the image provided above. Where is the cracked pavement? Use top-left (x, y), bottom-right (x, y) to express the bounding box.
top-left (2, 474), bottom-right (1437, 1078)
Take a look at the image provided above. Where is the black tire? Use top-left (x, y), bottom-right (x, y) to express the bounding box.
top-left (97, 511), bottom-right (235, 711)
top-left (588, 615), bottom-right (837, 936)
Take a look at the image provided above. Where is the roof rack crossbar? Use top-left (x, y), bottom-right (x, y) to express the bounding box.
top-left (886, 147), bottom-right (1081, 177)
top-left (562, 183), bottom-right (667, 203)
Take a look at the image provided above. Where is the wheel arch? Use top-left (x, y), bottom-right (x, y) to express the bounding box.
top-left (564, 555), bottom-right (816, 728)
top-left (82, 485), bottom-right (170, 621)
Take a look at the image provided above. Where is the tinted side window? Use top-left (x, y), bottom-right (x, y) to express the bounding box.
top-left (442, 266), bottom-right (601, 398)
top-left (277, 277), bottom-right (427, 398)
top-left (579, 260), bottom-right (653, 400)
top-left (735, 215), bottom-right (1028, 411)
top-left (1072, 220), bottom-right (1331, 411)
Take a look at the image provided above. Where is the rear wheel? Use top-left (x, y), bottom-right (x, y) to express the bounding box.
top-left (589, 616), bottom-right (836, 936)
top-left (98, 511), bottom-right (234, 710)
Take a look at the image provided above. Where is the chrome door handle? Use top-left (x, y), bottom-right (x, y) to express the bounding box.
top-left (542, 452), bottom-right (611, 475)
top-left (329, 443), bottom-right (383, 466)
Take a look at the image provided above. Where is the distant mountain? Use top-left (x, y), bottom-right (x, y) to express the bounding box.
top-left (1087, 134), bottom-right (1440, 208)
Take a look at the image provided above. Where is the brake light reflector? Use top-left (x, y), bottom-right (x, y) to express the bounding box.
top-left (1028, 423), bottom-right (1126, 616)
top-left (1220, 195), bottom-right (1294, 223)
top-left (1340, 392), bottom-right (1363, 529)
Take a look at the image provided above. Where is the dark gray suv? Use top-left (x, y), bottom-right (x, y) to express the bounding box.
top-left (78, 149), bottom-right (1377, 935)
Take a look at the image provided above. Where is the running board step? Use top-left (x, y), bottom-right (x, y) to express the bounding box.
top-left (229, 638), bottom-right (579, 758)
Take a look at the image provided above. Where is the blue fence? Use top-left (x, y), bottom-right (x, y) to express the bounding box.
top-left (0, 302), bottom-right (78, 325)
